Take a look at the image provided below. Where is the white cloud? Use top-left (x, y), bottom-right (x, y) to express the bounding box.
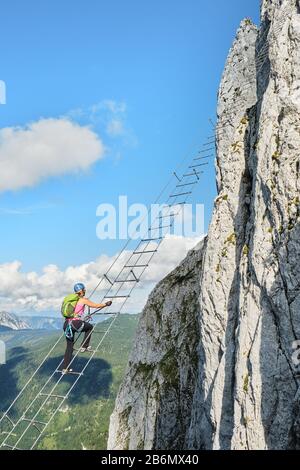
top-left (0, 236), bottom-right (202, 315)
top-left (0, 118), bottom-right (105, 192)
top-left (66, 100), bottom-right (137, 147)
top-left (106, 119), bottom-right (125, 137)
top-left (67, 100), bottom-right (127, 128)
top-left (97, 100), bottom-right (127, 115)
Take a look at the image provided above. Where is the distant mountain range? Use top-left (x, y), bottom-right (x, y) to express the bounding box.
top-left (21, 315), bottom-right (63, 330)
top-left (0, 311), bottom-right (30, 331)
top-left (0, 311), bottom-right (135, 333)
top-left (0, 311), bottom-right (62, 331)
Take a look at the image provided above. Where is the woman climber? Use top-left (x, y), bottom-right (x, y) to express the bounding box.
top-left (61, 283), bottom-right (112, 374)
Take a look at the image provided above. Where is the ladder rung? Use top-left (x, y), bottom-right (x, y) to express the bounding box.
top-left (194, 154), bottom-right (213, 160)
top-left (189, 163), bottom-right (208, 169)
top-left (94, 312), bottom-right (118, 316)
top-left (149, 225), bottom-right (172, 230)
top-left (60, 371), bottom-right (84, 376)
top-left (114, 279), bottom-right (139, 283)
top-left (74, 348), bottom-right (98, 353)
top-left (124, 264), bottom-right (148, 268)
top-left (203, 141), bottom-right (215, 146)
top-left (183, 171), bottom-right (202, 177)
top-left (104, 295), bottom-right (130, 299)
top-left (133, 250), bottom-right (158, 254)
top-left (176, 182), bottom-right (197, 188)
top-left (1, 444), bottom-right (21, 450)
top-left (141, 237), bottom-right (162, 242)
top-left (169, 191), bottom-right (192, 198)
top-left (21, 418), bottom-right (47, 426)
top-left (39, 393), bottom-right (67, 399)
top-left (158, 213), bottom-right (178, 219)
top-left (199, 147), bottom-right (214, 153)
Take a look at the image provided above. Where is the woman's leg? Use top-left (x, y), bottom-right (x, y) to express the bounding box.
top-left (80, 322), bottom-right (93, 348)
top-left (62, 320), bottom-right (74, 369)
top-left (62, 339), bottom-right (74, 369)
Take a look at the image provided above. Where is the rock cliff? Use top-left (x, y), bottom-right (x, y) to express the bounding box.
top-left (108, 0), bottom-right (300, 450)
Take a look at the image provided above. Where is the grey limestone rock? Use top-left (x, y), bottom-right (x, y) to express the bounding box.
top-left (108, 0), bottom-right (300, 450)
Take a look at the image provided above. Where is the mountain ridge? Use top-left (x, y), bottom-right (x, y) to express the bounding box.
top-left (0, 311), bottom-right (31, 331)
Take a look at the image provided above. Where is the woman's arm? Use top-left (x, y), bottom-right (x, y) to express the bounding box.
top-left (82, 298), bottom-right (111, 309)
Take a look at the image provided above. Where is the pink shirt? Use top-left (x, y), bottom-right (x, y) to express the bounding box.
top-left (74, 302), bottom-right (85, 317)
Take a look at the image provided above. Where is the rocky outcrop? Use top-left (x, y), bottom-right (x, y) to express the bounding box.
top-left (108, 0), bottom-right (300, 450)
top-left (108, 240), bottom-right (205, 450)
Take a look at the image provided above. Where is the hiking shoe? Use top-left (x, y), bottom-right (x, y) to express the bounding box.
top-left (62, 368), bottom-right (73, 375)
top-left (80, 346), bottom-right (92, 353)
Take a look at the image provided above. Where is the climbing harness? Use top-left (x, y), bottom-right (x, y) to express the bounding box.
top-left (64, 318), bottom-right (86, 340)
top-left (64, 322), bottom-right (74, 340)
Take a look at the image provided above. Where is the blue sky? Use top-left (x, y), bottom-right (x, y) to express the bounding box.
top-left (0, 0), bottom-right (260, 279)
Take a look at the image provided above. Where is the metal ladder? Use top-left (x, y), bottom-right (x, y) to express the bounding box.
top-left (0, 135), bottom-right (215, 450)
